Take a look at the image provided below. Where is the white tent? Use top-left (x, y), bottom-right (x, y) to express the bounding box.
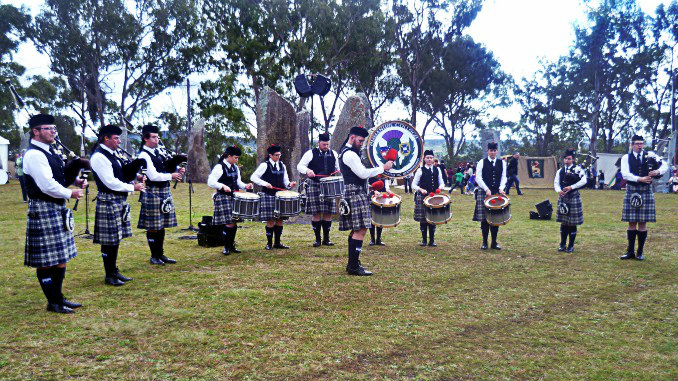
top-left (596, 153), bottom-right (622, 186)
top-left (0, 135), bottom-right (8, 171)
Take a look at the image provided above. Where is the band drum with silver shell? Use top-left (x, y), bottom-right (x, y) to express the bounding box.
top-left (275, 190), bottom-right (302, 218)
top-left (319, 175), bottom-right (344, 199)
top-left (484, 195), bottom-right (512, 226)
top-left (424, 194), bottom-right (452, 224)
top-left (232, 192), bottom-right (260, 221)
top-left (370, 193), bottom-right (401, 228)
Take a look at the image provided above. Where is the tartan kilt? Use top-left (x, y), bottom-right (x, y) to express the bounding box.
top-left (339, 184), bottom-right (372, 231)
top-left (304, 179), bottom-right (338, 215)
top-left (258, 192), bottom-right (277, 221)
top-left (472, 189), bottom-right (487, 222)
top-left (94, 192), bottom-right (133, 245)
top-left (137, 184), bottom-right (177, 230)
top-left (24, 199), bottom-right (77, 268)
top-left (622, 183), bottom-right (656, 222)
top-left (413, 191), bottom-right (427, 222)
top-left (212, 193), bottom-right (234, 225)
top-left (556, 190), bottom-right (584, 225)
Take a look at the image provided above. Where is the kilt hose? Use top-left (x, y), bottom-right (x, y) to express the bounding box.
top-left (258, 192), bottom-right (277, 221)
top-left (137, 184), bottom-right (177, 231)
top-left (339, 184), bottom-right (372, 231)
top-left (472, 189), bottom-right (487, 222)
top-left (556, 190), bottom-right (584, 225)
top-left (94, 192), bottom-right (133, 245)
top-left (305, 179), bottom-right (338, 215)
top-left (622, 183), bottom-right (656, 222)
top-left (212, 193), bottom-right (234, 225)
top-left (24, 199), bottom-right (77, 268)
top-left (413, 192), bottom-right (427, 222)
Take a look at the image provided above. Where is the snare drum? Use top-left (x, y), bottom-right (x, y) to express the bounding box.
top-left (424, 194), bottom-right (452, 224)
top-left (233, 192), bottom-right (260, 220)
top-left (275, 190), bottom-right (301, 218)
top-left (319, 176), bottom-right (345, 199)
top-left (484, 195), bottom-right (511, 226)
top-left (370, 193), bottom-right (401, 228)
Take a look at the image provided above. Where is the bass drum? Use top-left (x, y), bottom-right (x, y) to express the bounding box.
top-left (0, 171), bottom-right (7, 185)
top-left (364, 121), bottom-right (424, 179)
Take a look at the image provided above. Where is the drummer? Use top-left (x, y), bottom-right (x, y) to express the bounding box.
top-left (251, 144), bottom-right (297, 250)
top-left (296, 132), bottom-right (340, 247)
top-left (553, 148), bottom-right (587, 253)
top-left (339, 126), bottom-right (394, 276)
top-left (207, 145), bottom-right (254, 256)
top-left (473, 142), bottom-right (507, 250)
top-left (412, 150), bottom-right (445, 247)
top-left (368, 175), bottom-right (390, 246)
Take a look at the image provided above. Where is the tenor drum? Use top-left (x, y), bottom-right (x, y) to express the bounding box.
top-left (484, 195), bottom-right (512, 226)
top-left (370, 193), bottom-right (401, 228)
top-left (319, 176), bottom-right (345, 199)
top-left (275, 190), bottom-right (301, 218)
top-left (233, 192), bottom-right (260, 220)
top-left (424, 194), bottom-right (452, 224)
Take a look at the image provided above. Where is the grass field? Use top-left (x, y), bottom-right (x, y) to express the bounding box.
top-left (0, 182), bottom-right (676, 380)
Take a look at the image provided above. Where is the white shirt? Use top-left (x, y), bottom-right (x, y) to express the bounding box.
top-left (341, 144), bottom-right (384, 180)
top-left (296, 148), bottom-right (339, 175)
top-left (137, 145), bottom-right (173, 182)
top-left (90, 145), bottom-right (135, 193)
top-left (412, 165), bottom-right (445, 192)
top-left (553, 165), bottom-right (587, 193)
top-left (207, 159), bottom-right (247, 190)
top-left (23, 139), bottom-right (73, 199)
top-left (251, 159), bottom-right (290, 188)
top-left (621, 150), bottom-right (669, 182)
top-left (475, 157), bottom-right (507, 192)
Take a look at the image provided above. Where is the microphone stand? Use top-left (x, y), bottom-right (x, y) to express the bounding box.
top-left (178, 179), bottom-right (198, 239)
top-left (75, 183), bottom-right (94, 239)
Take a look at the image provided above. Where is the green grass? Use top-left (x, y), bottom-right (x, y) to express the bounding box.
top-left (0, 182), bottom-right (676, 380)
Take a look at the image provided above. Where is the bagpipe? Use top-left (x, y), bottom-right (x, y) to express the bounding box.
top-left (640, 153), bottom-right (663, 179)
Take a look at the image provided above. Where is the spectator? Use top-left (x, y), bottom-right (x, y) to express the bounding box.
top-left (16, 152), bottom-right (27, 202)
top-left (504, 152), bottom-right (523, 195)
top-left (434, 159), bottom-right (449, 187)
top-left (597, 170), bottom-right (605, 190)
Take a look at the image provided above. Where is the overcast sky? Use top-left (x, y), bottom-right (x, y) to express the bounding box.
top-left (4, 0), bottom-right (673, 137)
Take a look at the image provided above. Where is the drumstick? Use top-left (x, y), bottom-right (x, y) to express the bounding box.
top-left (312, 171), bottom-right (341, 178)
top-left (270, 186), bottom-right (287, 191)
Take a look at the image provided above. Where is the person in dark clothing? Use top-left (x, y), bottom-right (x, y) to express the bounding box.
top-left (597, 170), bottom-right (605, 190)
top-left (435, 159), bottom-right (449, 187)
top-left (504, 152), bottom-right (523, 195)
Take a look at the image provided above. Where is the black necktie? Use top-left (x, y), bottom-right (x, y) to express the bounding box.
top-left (154, 149), bottom-right (159, 156)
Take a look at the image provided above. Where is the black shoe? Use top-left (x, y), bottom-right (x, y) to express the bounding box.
top-left (558, 245), bottom-right (566, 252)
top-left (620, 252), bottom-right (635, 260)
top-left (565, 246), bottom-right (574, 253)
top-left (265, 244), bottom-right (273, 250)
top-left (230, 246), bottom-right (242, 254)
top-left (368, 240), bottom-right (375, 246)
top-left (159, 255), bottom-right (177, 264)
top-left (222, 248), bottom-right (231, 256)
top-left (47, 303), bottom-right (74, 314)
top-left (346, 265), bottom-right (373, 276)
top-left (491, 243), bottom-right (502, 250)
top-left (61, 299), bottom-right (82, 309)
top-left (481, 242), bottom-right (488, 250)
top-left (313, 241), bottom-right (322, 247)
top-left (105, 276), bottom-right (125, 286)
top-left (420, 240), bottom-right (427, 247)
top-left (518, 192), bottom-right (524, 195)
top-left (273, 243), bottom-right (289, 249)
top-left (322, 240), bottom-right (335, 246)
top-left (150, 257), bottom-right (166, 265)
top-left (375, 240), bottom-right (385, 246)
top-left (114, 269), bottom-right (132, 282)
top-left (635, 253), bottom-right (645, 261)
top-left (428, 241), bottom-right (437, 247)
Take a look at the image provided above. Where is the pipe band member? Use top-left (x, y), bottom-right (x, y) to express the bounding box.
top-left (23, 114), bottom-right (87, 313)
top-left (91, 124), bottom-right (145, 285)
top-left (338, 126), bottom-right (393, 276)
top-left (137, 124), bottom-right (185, 265)
top-left (207, 145), bottom-right (253, 256)
top-left (553, 148), bottom-right (587, 253)
top-left (297, 132), bottom-right (339, 247)
top-left (472, 142), bottom-right (507, 250)
top-left (619, 134), bottom-right (668, 261)
top-left (412, 150), bottom-right (445, 247)
top-left (251, 144), bottom-right (297, 250)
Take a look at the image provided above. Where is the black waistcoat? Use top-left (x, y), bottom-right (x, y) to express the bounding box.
top-left (559, 166), bottom-right (582, 188)
top-left (93, 146), bottom-right (128, 196)
top-left (626, 151), bottom-right (646, 186)
top-left (142, 147), bottom-right (169, 187)
top-left (24, 143), bottom-right (67, 204)
top-left (217, 161), bottom-right (239, 195)
top-left (339, 146), bottom-right (366, 190)
top-left (418, 166), bottom-right (440, 193)
top-left (481, 158), bottom-right (504, 194)
top-left (260, 161), bottom-right (285, 196)
top-left (307, 148), bottom-right (336, 181)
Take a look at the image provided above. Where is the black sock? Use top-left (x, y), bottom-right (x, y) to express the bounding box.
top-left (347, 237), bottom-right (357, 268)
top-left (376, 226), bottom-right (383, 242)
top-left (353, 239), bottom-right (364, 266)
top-left (37, 268), bottom-right (58, 304)
top-left (230, 226), bottom-right (238, 248)
top-left (147, 231), bottom-right (158, 258)
top-left (627, 229), bottom-right (638, 253)
top-left (51, 267), bottom-right (66, 304)
top-left (322, 220), bottom-right (332, 242)
top-left (157, 229), bottom-right (166, 257)
top-left (369, 226), bottom-right (375, 242)
top-left (274, 225), bottom-right (283, 245)
top-left (312, 221), bottom-right (322, 242)
top-left (637, 230), bottom-right (648, 254)
top-left (101, 245), bottom-right (118, 276)
top-left (265, 226), bottom-right (274, 246)
top-left (560, 225), bottom-right (569, 247)
top-left (223, 226), bottom-right (234, 249)
top-left (420, 222), bottom-right (428, 243)
top-left (481, 221), bottom-right (490, 244)
top-left (568, 226), bottom-right (577, 248)
top-left (490, 226), bottom-right (499, 244)
top-left (428, 224), bottom-right (436, 243)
